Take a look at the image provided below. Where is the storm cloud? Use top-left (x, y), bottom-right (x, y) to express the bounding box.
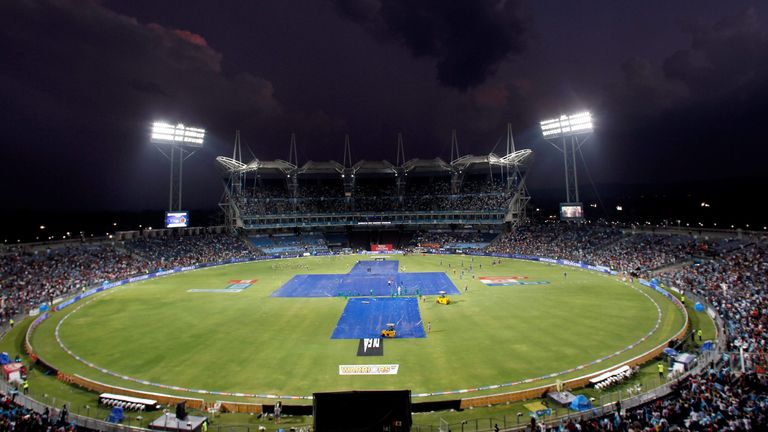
top-left (330, 0), bottom-right (529, 90)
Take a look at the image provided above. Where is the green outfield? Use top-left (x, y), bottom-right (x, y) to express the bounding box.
top-left (29, 254), bottom-right (686, 404)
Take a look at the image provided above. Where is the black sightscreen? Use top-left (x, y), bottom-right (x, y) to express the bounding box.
top-left (313, 390), bottom-right (412, 432)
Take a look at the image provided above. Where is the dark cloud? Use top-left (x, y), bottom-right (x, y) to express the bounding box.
top-left (330, 0), bottom-right (528, 90)
top-left (610, 8), bottom-right (768, 118)
top-left (663, 8), bottom-right (768, 98)
top-left (0, 0), bottom-right (281, 128)
top-left (0, 0), bottom-right (344, 210)
top-left (616, 57), bottom-right (685, 113)
top-left (600, 8), bottom-right (768, 185)
top-left (1, 0), bottom-right (766, 215)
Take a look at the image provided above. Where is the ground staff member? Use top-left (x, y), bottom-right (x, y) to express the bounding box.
top-left (275, 401), bottom-right (282, 424)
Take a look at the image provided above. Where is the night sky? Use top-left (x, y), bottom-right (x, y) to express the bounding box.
top-left (2, 0), bottom-right (768, 213)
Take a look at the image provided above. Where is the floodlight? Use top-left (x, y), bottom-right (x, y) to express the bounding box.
top-left (540, 110), bottom-right (594, 206)
top-left (151, 122), bottom-right (206, 147)
top-left (151, 120), bottom-right (205, 212)
top-left (539, 112), bottom-right (593, 138)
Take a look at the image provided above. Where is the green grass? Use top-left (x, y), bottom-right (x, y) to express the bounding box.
top-left (27, 254), bottom-right (685, 407)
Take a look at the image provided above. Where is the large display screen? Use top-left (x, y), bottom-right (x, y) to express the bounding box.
top-left (560, 203), bottom-right (584, 220)
top-left (165, 211), bottom-right (189, 228)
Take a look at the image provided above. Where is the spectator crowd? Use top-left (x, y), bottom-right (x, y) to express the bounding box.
top-left (409, 230), bottom-right (499, 248)
top-left (2, 222), bottom-right (768, 431)
top-left (534, 365), bottom-right (768, 431)
top-left (486, 223), bottom-right (768, 431)
top-left (235, 176), bottom-right (513, 216)
top-left (0, 394), bottom-right (75, 432)
top-left (0, 234), bottom-right (256, 325)
top-left (487, 224), bottom-right (712, 275)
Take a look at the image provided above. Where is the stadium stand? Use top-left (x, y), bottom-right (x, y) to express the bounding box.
top-left (2, 223), bottom-right (768, 431)
top-left (660, 242), bottom-right (768, 356)
top-left (125, 234), bottom-right (253, 268)
top-left (410, 230), bottom-right (499, 249)
top-left (487, 224), bottom-right (710, 276)
top-left (0, 233), bottom-right (257, 325)
top-left (247, 233), bottom-right (329, 255)
top-left (0, 244), bottom-right (151, 325)
top-left (0, 392), bottom-right (76, 431)
top-left (323, 232), bottom-right (350, 249)
top-left (236, 179), bottom-right (513, 216)
top-left (487, 226), bottom-right (768, 430)
top-left (217, 153), bottom-right (533, 231)
top-left (531, 363), bottom-right (767, 430)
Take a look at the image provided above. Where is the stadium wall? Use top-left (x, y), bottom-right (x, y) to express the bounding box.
top-left (216, 401), bottom-right (263, 414)
top-left (59, 373), bottom-right (205, 410)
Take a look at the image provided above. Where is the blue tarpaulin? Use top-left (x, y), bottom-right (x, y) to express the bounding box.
top-left (331, 297), bottom-right (426, 339)
top-left (349, 260), bottom-right (399, 274)
top-left (272, 261), bottom-right (459, 298)
top-left (570, 394), bottom-right (592, 411)
top-left (107, 407), bottom-right (124, 423)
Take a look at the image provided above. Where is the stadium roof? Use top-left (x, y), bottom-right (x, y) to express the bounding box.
top-left (216, 157), bottom-right (296, 175)
top-left (452, 150), bottom-right (533, 171)
top-left (217, 150), bottom-right (532, 176)
top-left (351, 160), bottom-right (397, 175)
top-left (215, 156), bottom-right (247, 172)
top-left (247, 159), bottom-right (295, 174)
top-left (402, 158), bottom-right (452, 173)
top-left (297, 160), bottom-right (344, 174)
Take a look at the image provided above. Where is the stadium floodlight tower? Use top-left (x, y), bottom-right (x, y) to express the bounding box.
top-left (540, 111), bottom-right (593, 207)
top-left (151, 121), bottom-right (206, 211)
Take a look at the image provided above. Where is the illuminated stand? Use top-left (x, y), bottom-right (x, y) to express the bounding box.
top-left (151, 122), bottom-right (206, 211)
top-left (540, 112), bottom-right (593, 218)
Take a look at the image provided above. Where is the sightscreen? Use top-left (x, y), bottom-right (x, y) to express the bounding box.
top-left (560, 203), bottom-right (584, 221)
top-left (313, 390), bottom-right (411, 432)
top-left (165, 211), bottom-right (189, 228)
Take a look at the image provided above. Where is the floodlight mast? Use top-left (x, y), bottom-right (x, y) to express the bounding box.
top-left (151, 122), bottom-right (206, 211)
top-left (539, 112), bottom-right (593, 204)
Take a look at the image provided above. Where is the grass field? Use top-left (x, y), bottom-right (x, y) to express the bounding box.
top-left (27, 254), bottom-right (687, 407)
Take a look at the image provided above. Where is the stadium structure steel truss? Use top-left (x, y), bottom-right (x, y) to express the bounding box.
top-left (217, 125), bottom-right (532, 231)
